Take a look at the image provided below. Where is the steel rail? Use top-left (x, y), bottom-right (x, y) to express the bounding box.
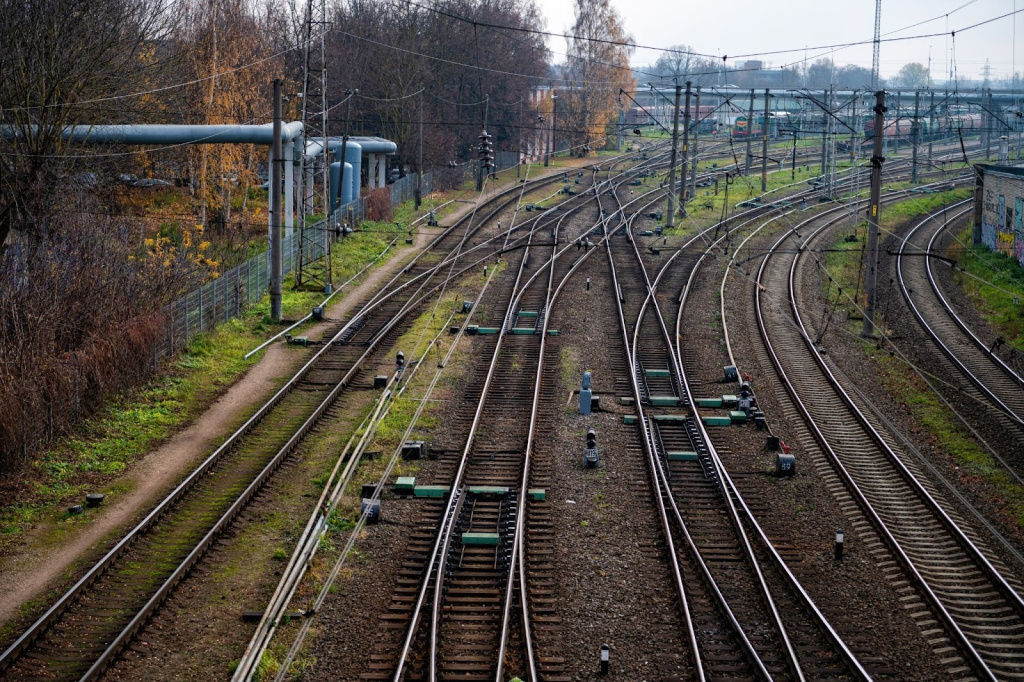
top-left (754, 192), bottom-right (1023, 682)
top-left (897, 202), bottom-right (1024, 424)
top-left (599, 189), bottom-right (707, 680)
top-left (423, 173), bottom-right (624, 682)
top-left (618, 202), bottom-right (775, 681)
top-left (0, 155), bottom-right (612, 681)
top-left (391, 172), bottom-right (618, 682)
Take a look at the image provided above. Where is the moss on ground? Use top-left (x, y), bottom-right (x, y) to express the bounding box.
top-left (952, 228), bottom-right (1024, 352)
top-left (821, 193), bottom-right (1024, 529)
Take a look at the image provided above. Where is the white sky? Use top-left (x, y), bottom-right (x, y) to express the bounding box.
top-left (535, 0), bottom-right (1024, 81)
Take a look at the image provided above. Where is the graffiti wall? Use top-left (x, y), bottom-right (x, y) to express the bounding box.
top-left (979, 171), bottom-right (1024, 267)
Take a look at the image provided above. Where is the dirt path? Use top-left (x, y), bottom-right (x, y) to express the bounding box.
top-left (0, 162), bottom-right (586, 627)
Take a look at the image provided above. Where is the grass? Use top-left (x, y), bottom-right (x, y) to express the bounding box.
top-left (820, 193), bottom-right (1024, 530)
top-left (953, 228), bottom-right (1024, 352)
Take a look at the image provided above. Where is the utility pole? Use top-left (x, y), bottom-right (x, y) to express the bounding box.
top-left (820, 89), bottom-right (829, 175)
top-left (270, 79), bottom-right (283, 322)
top-left (928, 90), bottom-right (935, 162)
top-left (416, 90), bottom-right (424, 208)
top-left (689, 86), bottom-right (701, 200)
top-left (911, 90), bottom-right (921, 182)
top-left (761, 88), bottom-right (770, 192)
top-left (790, 131), bottom-right (797, 180)
top-left (550, 92), bottom-right (557, 166)
top-left (518, 98), bottom-right (524, 177)
top-left (679, 81), bottom-right (692, 214)
top-left (339, 89), bottom-right (353, 209)
top-left (745, 89), bottom-right (755, 175)
top-left (666, 83), bottom-right (682, 227)
top-left (863, 90), bottom-right (887, 338)
top-left (617, 106), bottom-right (624, 152)
top-left (850, 94), bottom-right (859, 164)
top-left (871, 0), bottom-right (882, 89)
top-left (897, 90), bottom-right (905, 152)
top-left (984, 89), bottom-right (992, 159)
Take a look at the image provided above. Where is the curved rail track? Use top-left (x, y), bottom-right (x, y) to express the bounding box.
top-left (896, 202), bottom-right (1024, 427)
top-left (0, 160), bottom-right (627, 682)
top-left (755, 195), bottom-right (1024, 680)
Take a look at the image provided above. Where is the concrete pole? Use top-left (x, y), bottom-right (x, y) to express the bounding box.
top-left (850, 95), bottom-right (858, 165)
top-left (928, 90), bottom-right (935, 162)
top-left (679, 81), bottom-right (692, 214)
top-left (666, 84), bottom-right (682, 227)
top-left (745, 89), bottom-right (755, 176)
top-left (821, 89), bottom-right (829, 174)
top-left (416, 90), bottom-right (423, 207)
top-left (911, 90), bottom-right (921, 183)
top-left (761, 88), bottom-right (770, 192)
top-left (863, 90), bottom-right (886, 338)
top-left (270, 79), bottom-right (283, 322)
top-left (689, 86), bottom-right (701, 201)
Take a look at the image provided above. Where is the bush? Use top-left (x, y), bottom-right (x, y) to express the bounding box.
top-left (0, 216), bottom-right (206, 472)
top-left (364, 187), bottom-right (393, 222)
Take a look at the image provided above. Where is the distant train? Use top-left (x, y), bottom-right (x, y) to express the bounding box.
top-left (733, 112), bottom-right (792, 139)
top-left (863, 113), bottom-right (982, 140)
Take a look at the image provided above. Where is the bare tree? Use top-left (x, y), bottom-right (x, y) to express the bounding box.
top-left (0, 0), bottom-right (180, 253)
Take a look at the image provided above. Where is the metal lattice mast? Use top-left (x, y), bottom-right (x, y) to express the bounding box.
top-left (871, 0), bottom-right (882, 90)
top-left (296, 0), bottom-right (332, 290)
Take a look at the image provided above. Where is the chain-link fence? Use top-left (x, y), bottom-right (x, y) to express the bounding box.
top-left (154, 168), bottom-right (452, 359)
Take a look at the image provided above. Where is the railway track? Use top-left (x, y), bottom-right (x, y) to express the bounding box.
top-left (355, 157), bottom-right (653, 680)
top-left (755, 196), bottom-right (1024, 680)
top-left (896, 201), bottom-right (1024, 427)
top-left (0, 161), bottom-right (615, 682)
top-left (603, 170), bottom-right (885, 680)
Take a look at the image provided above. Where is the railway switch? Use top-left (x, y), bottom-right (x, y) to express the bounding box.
top-left (361, 497), bottom-right (380, 524)
top-left (580, 371), bottom-right (592, 415)
top-left (583, 428), bottom-right (599, 468)
top-left (393, 477), bottom-right (416, 494)
top-left (776, 452), bottom-right (795, 477)
top-left (402, 440), bottom-right (428, 460)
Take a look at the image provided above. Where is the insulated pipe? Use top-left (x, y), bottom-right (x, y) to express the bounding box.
top-left (344, 141), bottom-right (362, 201)
top-left (341, 162), bottom-right (354, 205)
top-left (0, 122), bottom-right (305, 145)
top-left (327, 162), bottom-right (356, 213)
top-left (329, 162), bottom-right (341, 214)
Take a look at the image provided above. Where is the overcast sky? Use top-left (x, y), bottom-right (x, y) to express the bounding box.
top-left (535, 0), bottom-right (1023, 81)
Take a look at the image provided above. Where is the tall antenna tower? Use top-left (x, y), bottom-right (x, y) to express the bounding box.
top-left (871, 0), bottom-right (882, 90)
top-left (296, 0), bottom-right (332, 290)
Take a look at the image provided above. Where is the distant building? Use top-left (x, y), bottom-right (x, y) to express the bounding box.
top-left (973, 164), bottom-right (1024, 266)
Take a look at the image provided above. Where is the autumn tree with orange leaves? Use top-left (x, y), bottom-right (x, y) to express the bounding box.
top-left (561, 0), bottom-right (635, 155)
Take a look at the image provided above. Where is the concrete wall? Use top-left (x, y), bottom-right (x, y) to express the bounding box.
top-left (978, 171), bottom-right (1024, 266)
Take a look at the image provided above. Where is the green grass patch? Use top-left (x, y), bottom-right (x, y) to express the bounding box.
top-left (872, 348), bottom-right (1024, 526)
top-left (821, 193), bottom-right (1024, 530)
top-left (953, 229), bottom-right (1024, 352)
